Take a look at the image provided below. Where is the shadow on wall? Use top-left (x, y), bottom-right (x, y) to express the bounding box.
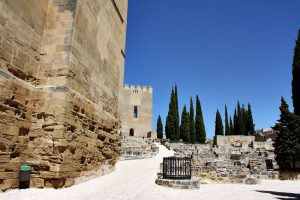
top-left (279, 171), bottom-right (299, 180)
top-left (256, 190), bottom-right (300, 200)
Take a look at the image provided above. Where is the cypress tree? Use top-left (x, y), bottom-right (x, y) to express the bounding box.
top-left (292, 29), bottom-right (300, 116)
top-left (165, 85), bottom-right (182, 141)
top-left (165, 116), bottom-right (169, 139)
top-left (165, 88), bottom-right (176, 140)
top-left (225, 105), bottom-right (230, 136)
top-left (233, 109), bottom-right (239, 135)
top-left (229, 116), bottom-right (234, 135)
top-left (180, 105), bottom-right (190, 142)
top-left (237, 101), bottom-right (245, 135)
top-left (241, 104), bottom-right (247, 135)
top-left (215, 110), bottom-right (224, 136)
top-left (189, 98), bottom-right (196, 143)
top-left (273, 97), bottom-right (300, 169)
top-left (156, 115), bottom-right (163, 139)
top-left (174, 85), bottom-right (180, 140)
top-left (246, 103), bottom-right (255, 135)
top-left (195, 95), bottom-right (206, 143)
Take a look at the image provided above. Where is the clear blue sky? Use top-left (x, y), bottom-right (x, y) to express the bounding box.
top-left (124, 0), bottom-right (300, 139)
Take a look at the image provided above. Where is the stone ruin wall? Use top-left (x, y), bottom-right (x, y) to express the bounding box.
top-left (0, 0), bottom-right (128, 190)
top-left (171, 136), bottom-right (279, 184)
top-left (214, 135), bottom-right (255, 147)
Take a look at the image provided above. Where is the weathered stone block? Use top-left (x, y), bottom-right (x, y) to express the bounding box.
top-left (0, 179), bottom-right (19, 191)
top-left (30, 178), bottom-right (44, 188)
top-left (0, 172), bottom-right (19, 179)
top-left (0, 125), bottom-right (19, 136)
top-left (64, 178), bottom-right (74, 187)
top-left (0, 154), bottom-right (11, 163)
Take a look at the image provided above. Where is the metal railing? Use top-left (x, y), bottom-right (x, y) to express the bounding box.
top-left (163, 156), bottom-right (192, 180)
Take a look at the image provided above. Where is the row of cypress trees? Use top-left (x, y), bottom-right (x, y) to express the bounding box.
top-left (157, 85), bottom-right (206, 143)
top-left (157, 86), bottom-right (256, 141)
top-left (215, 102), bottom-right (255, 136)
top-left (273, 29), bottom-right (300, 170)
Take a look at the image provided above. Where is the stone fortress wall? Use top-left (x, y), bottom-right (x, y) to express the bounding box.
top-left (120, 84), bottom-right (153, 137)
top-left (0, 0), bottom-right (128, 190)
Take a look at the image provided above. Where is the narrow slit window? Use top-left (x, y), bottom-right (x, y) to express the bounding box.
top-left (134, 106), bottom-right (138, 118)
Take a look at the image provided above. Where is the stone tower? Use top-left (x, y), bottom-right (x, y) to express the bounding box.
top-left (120, 85), bottom-right (153, 137)
top-left (0, 0), bottom-right (127, 190)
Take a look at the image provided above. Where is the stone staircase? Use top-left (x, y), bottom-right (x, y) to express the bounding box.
top-left (120, 136), bottom-right (159, 160)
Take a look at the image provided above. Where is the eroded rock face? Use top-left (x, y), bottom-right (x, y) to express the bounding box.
top-left (0, 0), bottom-right (127, 190)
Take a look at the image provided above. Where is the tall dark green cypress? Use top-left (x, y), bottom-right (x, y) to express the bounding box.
top-left (180, 105), bottom-right (190, 142)
top-left (195, 95), bottom-right (206, 143)
top-left (174, 85), bottom-right (180, 140)
top-left (165, 85), bottom-right (181, 141)
top-left (215, 110), bottom-right (224, 136)
top-left (233, 109), bottom-right (239, 135)
top-left (242, 104), bottom-right (248, 135)
top-left (189, 98), bottom-right (196, 143)
top-left (246, 103), bottom-right (255, 135)
top-left (165, 88), bottom-right (176, 140)
top-left (237, 101), bottom-right (245, 135)
top-left (165, 116), bottom-right (169, 139)
top-left (273, 97), bottom-right (300, 169)
top-left (156, 115), bottom-right (163, 139)
top-left (224, 105), bottom-right (230, 136)
top-left (229, 116), bottom-right (234, 135)
top-left (292, 30), bottom-right (300, 116)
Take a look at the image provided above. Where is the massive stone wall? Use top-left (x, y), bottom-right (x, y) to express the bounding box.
top-left (0, 0), bottom-right (128, 190)
top-left (120, 85), bottom-right (153, 137)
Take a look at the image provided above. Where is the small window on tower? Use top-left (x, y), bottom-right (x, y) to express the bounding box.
top-left (134, 106), bottom-right (138, 118)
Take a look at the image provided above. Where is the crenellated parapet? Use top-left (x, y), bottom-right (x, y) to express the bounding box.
top-left (124, 84), bottom-right (153, 93)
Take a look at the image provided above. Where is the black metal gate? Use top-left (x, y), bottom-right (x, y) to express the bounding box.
top-left (163, 157), bottom-right (191, 180)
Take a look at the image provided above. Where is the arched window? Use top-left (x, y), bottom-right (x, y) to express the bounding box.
top-left (129, 128), bottom-right (134, 136)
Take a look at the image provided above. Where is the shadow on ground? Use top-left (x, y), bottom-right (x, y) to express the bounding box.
top-left (256, 190), bottom-right (300, 200)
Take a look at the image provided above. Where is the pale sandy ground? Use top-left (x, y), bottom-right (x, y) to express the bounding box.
top-left (1, 144), bottom-right (300, 200)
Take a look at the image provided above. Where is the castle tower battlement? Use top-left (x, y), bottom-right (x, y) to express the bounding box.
top-left (123, 84), bottom-right (153, 93)
top-left (120, 84), bottom-right (153, 137)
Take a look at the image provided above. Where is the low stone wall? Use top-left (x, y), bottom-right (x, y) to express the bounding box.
top-left (155, 176), bottom-right (200, 189)
top-left (192, 167), bottom-right (263, 184)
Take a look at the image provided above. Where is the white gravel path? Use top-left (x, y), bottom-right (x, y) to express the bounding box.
top-left (1, 144), bottom-right (299, 200)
